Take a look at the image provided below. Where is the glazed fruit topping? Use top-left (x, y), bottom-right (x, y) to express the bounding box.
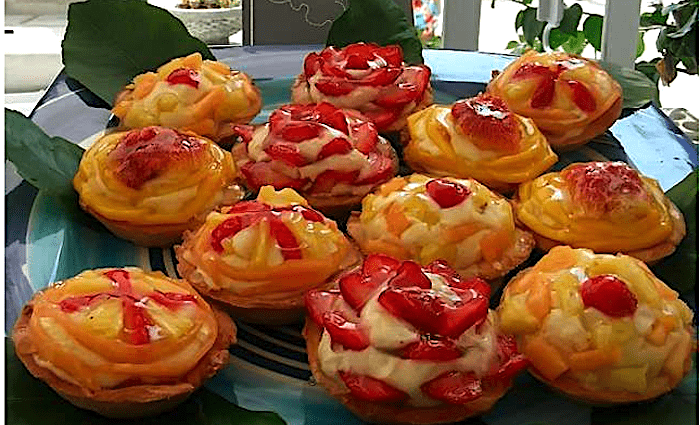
top-left (489, 334), bottom-right (529, 382)
top-left (580, 274), bottom-right (638, 317)
top-left (388, 260), bottom-right (432, 289)
top-left (240, 162), bottom-right (309, 191)
top-left (424, 259), bottom-right (491, 298)
top-left (339, 254), bottom-right (400, 311)
top-left (451, 94), bottom-right (520, 153)
top-left (166, 68), bottom-right (200, 88)
top-left (264, 143), bottom-right (308, 166)
top-left (425, 178), bottom-right (472, 208)
top-left (421, 371), bottom-right (483, 404)
top-left (562, 162), bottom-right (647, 215)
top-left (269, 103), bottom-right (349, 140)
top-left (305, 289), bottom-right (344, 327)
top-left (338, 371), bottom-right (408, 402)
top-left (323, 311), bottom-right (370, 351)
top-left (112, 127), bottom-right (205, 189)
top-left (510, 59), bottom-right (596, 111)
top-left (316, 137), bottom-right (353, 160)
top-left (399, 336), bottom-right (462, 361)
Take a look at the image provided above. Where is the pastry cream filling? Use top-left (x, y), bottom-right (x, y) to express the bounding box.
top-left (318, 274), bottom-right (498, 407)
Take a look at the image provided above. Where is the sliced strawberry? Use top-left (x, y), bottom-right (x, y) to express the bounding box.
top-left (361, 108), bottom-right (401, 132)
top-left (303, 52), bottom-right (322, 78)
top-left (268, 218), bottom-right (302, 260)
top-left (530, 78), bottom-right (556, 109)
top-left (339, 271), bottom-right (380, 311)
top-left (439, 295), bottom-right (489, 338)
top-left (338, 371), bottom-right (408, 402)
top-left (376, 45), bottom-right (403, 67)
top-left (355, 153), bottom-right (396, 185)
top-left (342, 43), bottom-right (377, 63)
top-left (388, 261), bottom-right (432, 289)
top-left (400, 337), bottom-right (462, 361)
top-left (240, 161), bottom-right (309, 191)
top-left (166, 68), bottom-right (200, 88)
top-left (317, 137), bottom-right (353, 161)
top-left (511, 63), bottom-right (552, 80)
top-left (488, 335), bottom-right (529, 382)
top-left (345, 53), bottom-right (371, 70)
top-left (264, 143), bottom-right (308, 167)
top-left (148, 291), bottom-right (197, 310)
top-left (310, 169), bottom-right (359, 194)
top-left (362, 253), bottom-right (401, 276)
top-left (360, 67), bottom-right (402, 87)
top-left (210, 215), bottom-right (244, 253)
top-left (351, 121), bottom-right (380, 155)
top-left (377, 287), bottom-right (443, 334)
top-left (321, 59), bottom-right (351, 79)
top-left (225, 201), bottom-right (271, 214)
top-left (424, 260), bottom-right (491, 298)
top-left (562, 162), bottom-right (646, 214)
top-left (280, 122), bottom-right (321, 142)
top-left (373, 84), bottom-right (420, 108)
top-left (315, 79), bottom-right (355, 96)
top-left (304, 289), bottom-right (343, 327)
top-left (315, 102), bottom-right (349, 134)
top-left (421, 371), bottom-right (483, 404)
top-left (426, 178), bottom-right (471, 208)
top-left (580, 274), bottom-right (638, 317)
top-left (451, 94), bottom-right (520, 153)
top-left (289, 204), bottom-right (325, 223)
top-left (567, 80), bottom-right (596, 112)
top-left (323, 311), bottom-right (370, 351)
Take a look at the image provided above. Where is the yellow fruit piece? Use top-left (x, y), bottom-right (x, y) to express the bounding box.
top-left (533, 246), bottom-right (578, 273)
top-left (608, 366), bottom-right (649, 393)
top-left (445, 223), bottom-right (482, 244)
top-left (257, 186), bottom-right (308, 207)
top-left (403, 195), bottom-right (440, 225)
top-left (645, 315), bottom-right (675, 346)
top-left (498, 292), bottom-right (540, 334)
top-left (569, 346), bottom-right (621, 371)
top-left (662, 331), bottom-right (692, 383)
top-left (206, 59), bottom-right (230, 75)
top-left (75, 299), bottom-right (123, 339)
top-left (610, 320), bottom-right (635, 344)
top-left (522, 335), bottom-right (570, 381)
top-left (419, 242), bottom-right (456, 265)
top-left (385, 202), bottom-right (412, 237)
top-left (146, 301), bottom-right (194, 339)
top-left (133, 72), bottom-right (158, 100)
top-left (60, 274), bottom-right (113, 296)
top-left (592, 324), bottom-right (614, 349)
top-left (553, 274), bottom-right (584, 315)
top-left (181, 52), bottom-right (203, 70)
top-left (379, 177), bottom-right (408, 197)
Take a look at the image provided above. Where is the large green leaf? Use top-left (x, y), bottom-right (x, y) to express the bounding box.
top-left (62, 0), bottom-right (215, 106)
top-left (521, 7), bottom-right (545, 46)
top-left (558, 3), bottom-right (583, 35)
top-left (327, 0), bottom-right (423, 65)
top-left (5, 338), bottom-right (286, 425)
top-left (5, 109), bottom-right (84, 201)
top-left (583, 14), bottom-right (603, 51)
top-left (598, 62), bottom-right (660, 109)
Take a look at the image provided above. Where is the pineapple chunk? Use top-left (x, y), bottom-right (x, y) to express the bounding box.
top-left (419, 242), bottom-right (456, 265)
top-left (75, 299), bottom-right (123, 339)
top-left (592, 324), bottom-right (614, 349)
top-left (257, 185), bottom-right (307, 207)
top-left (60, 273), bottom-right (113, 295)
top-left (498, 292), bottom-right (540, 334)
top-left (146, 301), bottom-right (194, 339)
top-left (403, 195), bottom-right (440, 225)
top-left (607, 366), bottom-right (649, 393)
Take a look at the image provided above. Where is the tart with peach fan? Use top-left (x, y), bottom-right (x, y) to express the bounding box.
top-left (486, 51), bottom-right (622, 149)
top-left (12, 267), bottom-right (236, 418)
top-left (497, 246), bottom-right (695, 404)
top-left (73, 126), bottom-right (244, 247)
top-left (303, 254), bottom-right (529, 424)
top-left (405, 93), bottom-right (557, 192)
top-left (176, 186), bottom-right (361, 324)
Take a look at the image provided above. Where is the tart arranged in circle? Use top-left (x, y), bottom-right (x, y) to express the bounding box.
top-left (112, 53), bottom-right (262, 143)
top-left (347, 174), bottom-right (535, 281)
top-left (175, 186), bottom-right (361, 324)
top-left (514, 161), bottom-right (686, 263)
top-left (12, 267), bottom-right (236, 418)
top-left (486, 51), bottom-right (622, 149)
top-left (303, 254), bottom-right (528, 424)
top-left (73, 126), bottom-right (244, 247)
top-left (291, 42), bottom-right (433, 133)
top-left (405, 93), bottom-right (558, 191)
top-left (497, 246), bottom-right (695, 404)
top-left (232, 102), bottom-right (399, 214)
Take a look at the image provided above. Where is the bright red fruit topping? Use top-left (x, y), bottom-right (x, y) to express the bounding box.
top-left (580, 274), bottom-right (638, 317)
top-left (488, 335), bottom-right (529, 382)
top-left (451, 94), bottom-right (520, 153)
top-left (425, 260), bottom-right (491, 299)
top-left (281, 122), bottom-right (322, 142)
top-left (240, 162), bottom-right (309, 192)
top-left (400, 337), bottom-right (462, 361)
top-left (339, 272), bottom-right (380, 311)
top-left (562, 162), bottom-right (647, 215)
top-left (425, 178), bottom-right (472, 208)
top-left (351, 121), bottom-right (379, 154)
top-left (338, 371), bottom-right (408, 402)
top-left (304, 289), bottom-right (343, 327)
top-left (264, 143), bottom-right (308, 166)
top-left (355, 153), bottom-right (397, 185)
top-left (323, 311), bottom-right (370, 351)
top-left (166, 68), bottom-right (200, 88)
top-left (568, 80), bottom-right (596, 112)
top-left (421, 371), bottom-right (483, 404)
top-left (363, 253), bottom-right (401, 275)
top-left (317, 137), bottom-right (353, 161)
top-left (388, 260), bottom-right (432, 289)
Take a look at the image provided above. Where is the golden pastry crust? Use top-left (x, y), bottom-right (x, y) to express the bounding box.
top-left (175, 186), bottom-right (361, 324)
top-left (404, 95), bottom-right (558, 192)
top-left (497, 246), bottom-right (695, 404)
top-left (486, 51), bottom-right (622, 149)
top-left (12, 268), bottom-right (236, 418)
top-left (112, 53), bottom-right (262, 143)
top-left (73, 126), bottom-right (244, 247)
top-left (514, 162), bottom-right (686, 263)
top-left (347, 174), bottom-right (535, 281)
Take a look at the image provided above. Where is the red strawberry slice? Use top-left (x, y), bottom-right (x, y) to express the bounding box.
top-left (511, 63), bottom-right (552, 80)
top-left (240, 161), bottom-right (309, 191)
top-left (338, 371), bottom-right (408, 402)
top-left (530, 78), bottom-right (556, 109)
top-left (388, 261), bottom-right (432, 289)
top-left (226, 201), bottom-right (272, 214)
top-left (363, 253), bottom-right (401, 276)
top-left (426, 178), bottom-right (472, 208)
top-left (424, 259), bottom-right (491, 298)
top-left (339, 271), bottom-right (382, 311)
top-left (488, 335), bottom-right (529, 382)
top-left (321, 60), bottom-right (351, 79)
top-left (451, 277), bottom-right (491, 299)
top-left (373, 84), bottom-right (420, 108)
top-left (280, 122), bottom-right (322, 142)
top-left (210, 215), bottom-right (244, 253)
top-left (265, 143), bottom-right (308, 167)
top-left (376, 45), bottom-right (403, 67)
top-left (304, 289), bottom-right (343, 327)
top-left (268, 218), bottom-right (302, 260)
top-left (304, 52), bottom-right (322, 78)
top-left (315, 102), bottom-right (349, 134)
top-left (123, 300), bottom-right (152, 345)
top-left (567, 80), bottom-right (596, 112)
top-left (360, 67), bottom-right (402, 87)
top-left (148, 291), bottom-right (197, 310)
top-left (361, 109), bottom-right (401, 132)
top-left (580, 274), bottom-right (638, 317)
top-left (289, 204), bottom-right (325, 223)
top-left (323, 311), bottom-right (370, 351)
top-left (351, 121), bottom-right (380, 155)
top-left (400, 337), bottom-right (462, 361)
top-left (439, 295), bottom-right (489, 338)
top-left (315, 79), bottom-right (355, 96)
top-left (227, 124), bottom-right (256, 145)
top-left (346, 53), bottom-right (371, 70)
top-left (355, 153), bottom-right (396, 185)
top-left (166, 68), bottom-right (200, 88)
top-left (421, 371), bottom-right (483, 404)
top-left (317, 137), bottom-right (353, 161)
top-left (310, 169), bottom-right (359, 194)
top-left (59, 293), bottom-right (108, 313)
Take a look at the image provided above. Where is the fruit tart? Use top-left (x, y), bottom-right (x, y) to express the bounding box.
top-left (291, 42), bottom-right (433, 134)
top-left (73, 126), bottom-right (244, 247)
top-left (486, 51), bottom-right (622, 149)
top-left (176, 186), bottom-right (361, 324)
top-left (497, 246), bottom-right (695, 404)
top-left (231, 102), bottom-right (399, 215)
top-left (12, 267), bottom-right (236, 418)
top-left (347, 174), bottom-right (535, 281)
top-left (303, 255), bottom-right (529, 424)
top-left (514, 161), bottom-right (686, 263)
top-left (405, 93), bottom-right (558, 192)
top-left (112, 53), bottom-right (262, 143)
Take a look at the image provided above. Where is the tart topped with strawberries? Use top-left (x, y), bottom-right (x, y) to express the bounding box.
top-left (176, 186), bottom-right (361, 324)
top-left (303, 254), bottom-right (528, 424)
top-left (112, 53), bottom-right (262, 143)
top-left (486, 51), bottom-right (622, 149)
top-left (514, 161), bottom-right (686, 263)
top-left (405, 93), bottom-right (558, 192)
top-left (497, 246), bottom-right (695, 404)
top-left (348, 174), bottom-right (535, 281)
top-left (232, 102), bottom-right (399, 214)
top-left (291, 42), bottom-right (433, 133)
top-left (12, 267), bottom-right (236, 418)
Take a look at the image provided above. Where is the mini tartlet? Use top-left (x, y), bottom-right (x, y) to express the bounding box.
top-left (175, 186), bottom-right (361, 324)
top-left (12, 267), bottom-right (236, 418)
top-left (112, 53), bottom-right (262, 143)
top-left (405, 93), bottom-right (558, 192)
top-left (73, 126), bottom-right (244, 247)
top-left (347, 174), bottom-right (535, 281)
top-left (497, 246), bottom-right (695, 404)
top-left (232, 102), bottom-right (399, 215)
top-left (303, 254), bottom-right (528, 424)
top-left (514, 161), bottom-right (686, 263)
top-left (291, 42), bottom-right (433, 133)
top-left (486, 51), bottom-right (622, 149)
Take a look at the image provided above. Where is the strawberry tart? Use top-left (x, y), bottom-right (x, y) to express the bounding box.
top-left (303, 254), bottom-right (529, 424)
top-left (498, 246), bottom-right (695, 404)
top-left (291, 42), bottom-right (433, 134)
top-left (404, 93), bottom-right (558, 192)
top-left (12, 267), bottom-right (236, 418)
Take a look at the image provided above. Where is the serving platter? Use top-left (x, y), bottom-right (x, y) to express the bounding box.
top-left (5, 47), bottom-right (698, 425)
